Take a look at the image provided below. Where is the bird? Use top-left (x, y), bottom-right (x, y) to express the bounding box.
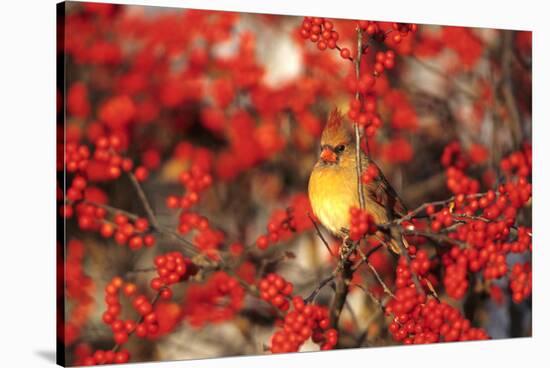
top-left (308, 108), bottom-right (408, 254)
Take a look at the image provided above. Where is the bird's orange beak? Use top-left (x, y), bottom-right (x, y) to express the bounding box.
top-left (320, 147), bottom-right (337, 163)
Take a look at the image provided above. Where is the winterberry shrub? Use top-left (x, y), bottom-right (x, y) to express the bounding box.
top-left (58, 3), bottom-right (531, 365)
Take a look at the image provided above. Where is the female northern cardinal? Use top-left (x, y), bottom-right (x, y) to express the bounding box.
top-left (308, 109), bottom-right (408, 254)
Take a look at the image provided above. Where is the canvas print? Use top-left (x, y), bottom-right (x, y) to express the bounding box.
top-left (57, 1), bottom-right (532, 366)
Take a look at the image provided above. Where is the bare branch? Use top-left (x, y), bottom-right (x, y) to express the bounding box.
top-left (127, 172), bottom-right (160, 230)
top-left (354, 27), bottom-right (367, 208)
top-left (308, 212), bottom-right (336, 257)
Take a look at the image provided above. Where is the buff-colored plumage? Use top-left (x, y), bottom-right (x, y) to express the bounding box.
top-left (308, 109), bottom-right (407, 253)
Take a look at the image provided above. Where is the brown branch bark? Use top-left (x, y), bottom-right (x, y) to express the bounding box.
top-left (329, 25), bottom-right (366, 329)
top-left (329, 245), bottom-right (353, 327)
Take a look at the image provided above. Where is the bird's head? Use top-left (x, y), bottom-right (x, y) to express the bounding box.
top-left (318, 109), bottom-right (354, 166)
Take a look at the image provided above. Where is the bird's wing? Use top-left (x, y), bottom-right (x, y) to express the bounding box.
top-left (363, 159), bottom-right (408, 219)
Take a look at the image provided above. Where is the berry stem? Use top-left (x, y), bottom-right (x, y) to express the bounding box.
top-left (307, 212), bottom-right (336, 257)
top-left (356, 247), bottom-right (395, 298)
top-left (354, 26), bottom-right (367, 210)
top-left (391, 192), bottom-right (488, 225)
top-left (82, 199), bottom-right (201, 257)
top-left (111, 289), bottom-right (163, 353)
top-left (127, 172), bottom-right (160, 230)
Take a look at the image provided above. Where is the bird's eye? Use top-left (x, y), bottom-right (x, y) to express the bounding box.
top-left (335, 144), bottom-right (346, 153)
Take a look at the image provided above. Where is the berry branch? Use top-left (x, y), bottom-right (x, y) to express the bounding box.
top-left (354, 26), bottom-right (367, 209)
top-left (82, 200), bottom-right (201, 257)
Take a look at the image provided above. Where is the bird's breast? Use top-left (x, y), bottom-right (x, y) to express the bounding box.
top-left (308, 164), bottom-right (358, 236)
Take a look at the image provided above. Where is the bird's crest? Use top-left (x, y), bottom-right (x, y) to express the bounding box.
top-left (327, 108), bottom-right (344, 130)
top-left (321, 108), bottom-right (351, 146)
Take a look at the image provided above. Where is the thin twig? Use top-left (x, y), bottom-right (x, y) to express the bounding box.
top-left (328, 25), bottom-right (367, 329)
top-left (352, 283), bottom-right (386, 311)
top-left (401, 229), bottom-right (469, 249)
top-left (354, 27), bottom-right (367, 208)
top-left (127, 172), bottom-right (160, 230)
top-left (305, 272), bottom-right (337, 303)
top-left (308, 212), bottom-right (335, 257)
top-left (356, 247), bottom-right (395, 298)
top-left (126, 267), bottom-right (156, 275)
top-left (386, 192), bottom-right (487, 225)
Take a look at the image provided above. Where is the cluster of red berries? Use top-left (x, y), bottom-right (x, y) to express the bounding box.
top-left (445, 167), bottom-right (480, 195)
top-left (69, 202), bottom-right (101, 230)
top-left (453, 217), bottom-right (509, 250)
top-left (441, 224), bottom-right (509, 298)
top-left (258, 273), bottom-right (294, 311)
top-left (483, 250), bottom-right (508, 280)
top-left (92, 135), bottom-right (134, 180)
top-left (499, 178), bottom-right (532, 209)
top-left (509, 262), bottom-right (532, 303)
top-left (300, 17), bottom-right (417, 139)
top-left (62, 135), bottom-right (152, 217)
top-left (362, 164), bottom-right (379, 184)
top-left (270, 297), bottom-right (338, 353)
top-left (178, 212), bottom-right (225, 258)
top-left (374, 50), bottom-right (396, 76)
top-left (166, 165), bottom-right (213, 210)
top-left (65, 142), bottom-right (90, 173)
top-left (79, 349), bottom-right (130, 366)
top-left (500, 145), bottom-right (532, 178)
top-left (151, 252), bottom-right (197, 299)
top-left (426, 205), bottom-right (453, 232)
top-left (300, 17), bottom-right (341, 53)
top-left (357, 21), bottom-right (417, 44)
top-left (387, 292), bottom-right (488, 344)
top-left (442, 259), bottom-right (468, 299)
top-left (61, 172), bottom-right (98, 219)
top-left (510, 227), bottom-right (532, 253)
top-left (388, 252), bottom-right (488, 345)
top-left (99, 213), bottom-right (156, 250)
top-left (349, 207), bottom-right (377, 241)
top-left (395, 251), bottom-right (436, 291)
top-left (182, 272), bottom-right (245, 327)
top-left (390, 22), bottom-right (418, 44)
top-left (423, 145), bottom-right (532, 299)
top-left (358, 20), bottom-right (383, 37)
top-left (102, 277), bottom-right (161, 345)
top-left (63, 176), bottom-right (88, 218)
top-left (347, 94), bottom-right (382, 136)
top-left (438, 222), bottom-right (521, 299)
top-left (256, 207), bottom-right (297, 250)
top-left (409, 248), bottom-right (432, 277)
top-left (441, 141), bottom-right (469, 170)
